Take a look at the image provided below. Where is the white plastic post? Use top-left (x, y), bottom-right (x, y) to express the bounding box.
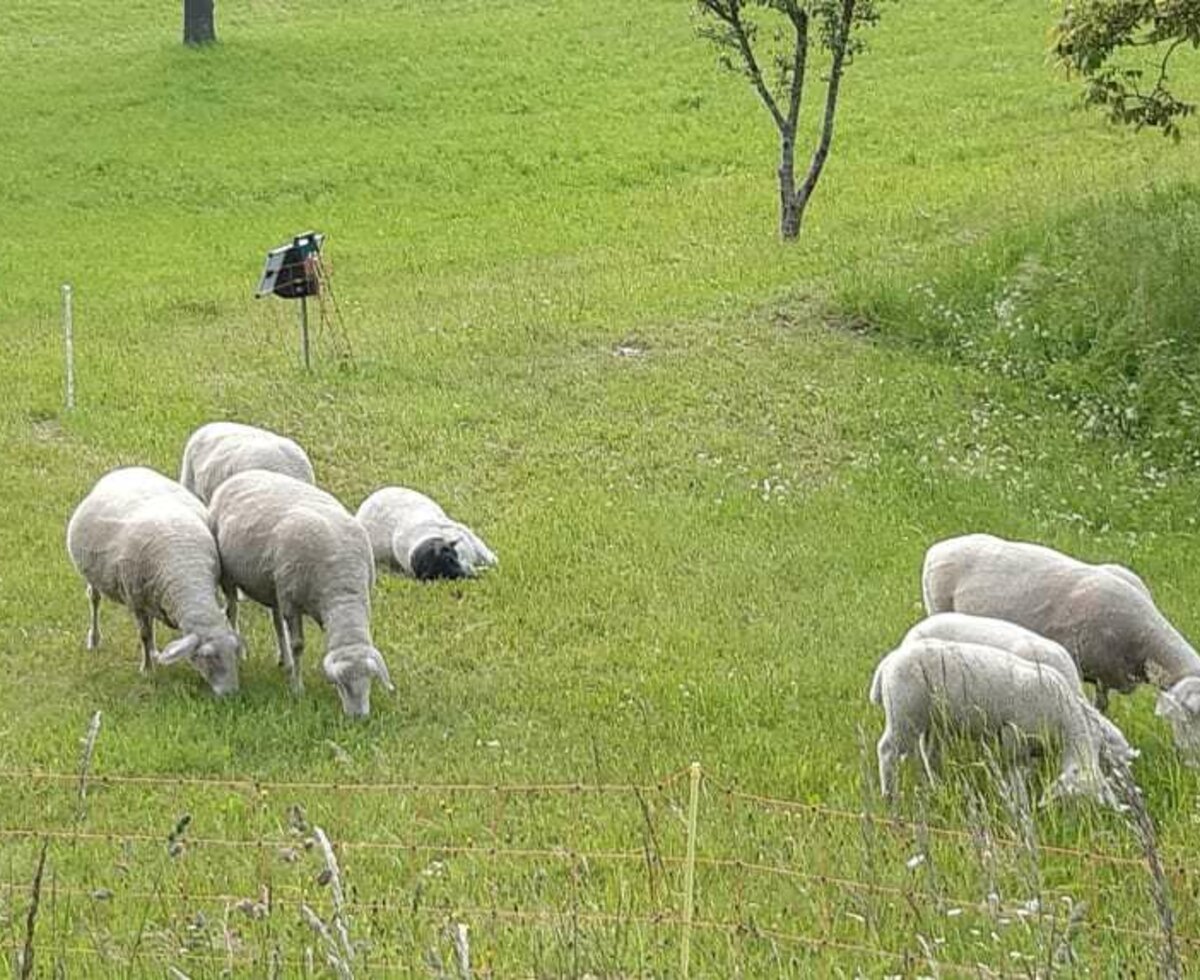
top-left (62, 283), bottom-right (75, 409)
top-left (681, 761), bottom-right (701, 979)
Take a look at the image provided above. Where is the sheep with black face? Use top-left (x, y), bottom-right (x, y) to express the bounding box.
top-left (356, 486), bottom-right (497, 582)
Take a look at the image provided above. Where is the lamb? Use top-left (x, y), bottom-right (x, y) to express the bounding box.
top-left (180, 421), bottom-right (315, 504)
top-left (208, 469), bottom-right (394, 716)
top-left (922, 533), bottom-right (1200, 756)
top-left (356, 486), bottom-right (497, 581)
top-left (65, 466), bottom-right (242, 696)
top-left (869, 638), bottom-right (1116, 807)
top-left (903, 613), bottom-right (1138, 766)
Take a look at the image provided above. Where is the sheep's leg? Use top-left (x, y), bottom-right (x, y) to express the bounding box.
top-left (136, 615), bottom-right (156, 673)
top-left (222, 579), bottom-right (239, 632)
top-left (270, 607), bottom-right (291, 670)
top-left (877, 729), bottom-right (903, 801)
top-left (280, 607), bottom-right (305, 694)
top-left (1093, 682), bottom-right (1109, 714)
top-left (999, 727), bottom-right (1034, 773)
top-left (86, 585), bottom-right (101, 650)
top-left (918, 731), bottom-right (941, 785)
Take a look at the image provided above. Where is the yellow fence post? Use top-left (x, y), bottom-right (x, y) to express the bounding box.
top-left (681, 761), bottom-right (702, 979)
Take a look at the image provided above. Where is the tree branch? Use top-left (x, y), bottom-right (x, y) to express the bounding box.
top-left (780, 0), bottom-right (809, 136)
top-left (799, 0), bottom-right (856, 201)
top-left (699, 0), bottom-right (788, 132)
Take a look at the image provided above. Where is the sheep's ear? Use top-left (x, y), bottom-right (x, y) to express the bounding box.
top-left (322, 653), bottom-right (351, 685)
top-left (1156, 690), bottom-right (1186, 721)
top-left (368, 650), bottom-right (395, 693)
top-left (1177, 681), bottom-right (1200, 715)
top-left (158, 634), bottom-right (201, 665)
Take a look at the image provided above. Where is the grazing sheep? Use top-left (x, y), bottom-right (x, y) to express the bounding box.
top-left (869, 638), bottom-right (1116, 807)
top-left (65, 466), bottom-right (242, 696)
top-left (904, 612), bottom-right (1083, 690)
top-left (903, 613), bottom-right (1138, 766)
top-left (923, 533), bottom-right (1200, 754)
top-left (1098, 563), bottom-right (1152, 600)
top-left (356, 486), bottom-right (497, 581)
top-left (180, 421), bottom-right (314, 504)
top-left (209, 469), bottom-right (394, 716)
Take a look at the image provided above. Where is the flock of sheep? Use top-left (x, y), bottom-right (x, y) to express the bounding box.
top-left (65, 421), bottom-right (496, 716)
top-left (872, 533), bottom-right (1200, 807)
top-left (66, 419), bottom-right (1200, 809)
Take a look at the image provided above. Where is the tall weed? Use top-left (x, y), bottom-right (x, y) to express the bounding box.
top-left (839, 183), bottom-right (1200, 469)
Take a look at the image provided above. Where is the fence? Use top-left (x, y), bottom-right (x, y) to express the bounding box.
top-left (0, 757), bottom-right (1193, 978)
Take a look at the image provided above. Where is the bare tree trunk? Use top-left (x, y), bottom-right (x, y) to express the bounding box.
top-left (778, 130), bottom-right (801, 240)
top-left (183, 0), bottom-right (215, 45)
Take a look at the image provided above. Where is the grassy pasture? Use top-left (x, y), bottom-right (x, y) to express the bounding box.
top-left (3, 0), bottom-right (1200, 973)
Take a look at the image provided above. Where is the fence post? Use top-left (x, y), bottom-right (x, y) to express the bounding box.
top-left (681, 761), bottom-right (702, 979)
top-left (61, 283), bottom-right (75, 410)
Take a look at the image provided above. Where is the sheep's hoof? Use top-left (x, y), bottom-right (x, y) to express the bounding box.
top-left (86, 630), bottom-right (100, 651)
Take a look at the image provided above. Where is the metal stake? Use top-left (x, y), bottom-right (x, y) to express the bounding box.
top-left (299, 293), bottom-right (311, 370)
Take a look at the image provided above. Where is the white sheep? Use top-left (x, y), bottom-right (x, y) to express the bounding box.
top-left (208, 469), bottom-right (394, 716)
top-left (922, 533), bottom-right (1200, 756)
top-left (356, 486), bottom-right (497, 581)
top-left (65, 466), bottom-right (242, 696)
top-left (180, 421), bottom-right (314, 504)
top-left (903, 612), bottom-right (1138, 766)
top-left (869, 638), bottom-right (1116, 807)
top-left (1098, 563), bottom-right (1152, 600)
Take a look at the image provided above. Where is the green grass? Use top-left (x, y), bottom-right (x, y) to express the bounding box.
top-left (3, 0), bottom-right (1200, 973)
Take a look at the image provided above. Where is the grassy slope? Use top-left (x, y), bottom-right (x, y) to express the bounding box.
top-left (2, 0), bottom-right (1200, 973)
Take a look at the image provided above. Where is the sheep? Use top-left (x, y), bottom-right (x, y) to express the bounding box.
top-left (356, 486), bottom-right (497, 581)
top-left (922, 533), bottom-right (1200, 755)
top-left (1098, 563), bottom-right (1152, 600)
top-left (208, 469), bottom-right (394, 716)
top-left (180, 421), bottom-right (314, 504)
top-left (65, 466), bottom-right (242, 696)
top-left (904, 612), bottom-right (1083, 690)
top-left (903, 612), bottom-right (1138, 766)
top-left (869, 638), bottom-right (1116, 807)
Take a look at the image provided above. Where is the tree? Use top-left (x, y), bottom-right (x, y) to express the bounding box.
top-left (184, 0), bottom-right (216, 45)
top-left (1054, 1), bottom-right (1199, 138)
top-left (696, 0), bottom-right (883, 239)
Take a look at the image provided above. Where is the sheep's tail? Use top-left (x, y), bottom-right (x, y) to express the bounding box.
top-left (869, 661), bottom-right (885, 706)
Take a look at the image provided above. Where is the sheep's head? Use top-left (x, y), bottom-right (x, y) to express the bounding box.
top-left (322, 645), bottom-right (395, 718)
top-left (1155, 676), bottom-right (1200, 760)
top-left (410, 537), bottom-right (468, 581)
top-left (156, 630), bottom-right (242, 697)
